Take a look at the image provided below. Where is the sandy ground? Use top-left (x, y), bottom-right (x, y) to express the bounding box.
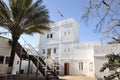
top-left (59, 76), bottom-right (96, 80)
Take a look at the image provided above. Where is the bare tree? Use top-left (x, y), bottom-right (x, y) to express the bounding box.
top-left (82, 0), bottom-right (120, 38)
top-left (82, 1), bottom-right (120, 79)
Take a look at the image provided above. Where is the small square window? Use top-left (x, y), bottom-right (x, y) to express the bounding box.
top-left (0, 56), bottom-right (4, 64)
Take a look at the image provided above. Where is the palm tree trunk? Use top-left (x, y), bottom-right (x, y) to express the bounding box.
top-left (8, 36), bottom-right (19, 67)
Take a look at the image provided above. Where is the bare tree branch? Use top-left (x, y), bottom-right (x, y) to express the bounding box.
top-left (82, 0), bottom-right (120, 38)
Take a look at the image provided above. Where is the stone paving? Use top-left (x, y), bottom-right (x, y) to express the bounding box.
top-left (0, 74), bottom-right (45, 80)
top-left (0, 74), bottom-right (97, 80)
top-left (59, 76), bottom-right (96, 80)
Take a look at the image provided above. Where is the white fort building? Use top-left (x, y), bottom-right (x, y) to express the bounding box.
top-left (0, 18), bottom-right (120, 79)
top-left (38, 18), bottom-right (120, 78)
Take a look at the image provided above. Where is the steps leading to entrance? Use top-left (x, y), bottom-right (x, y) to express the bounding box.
top-left (9, 40), bottom-right (59, 80)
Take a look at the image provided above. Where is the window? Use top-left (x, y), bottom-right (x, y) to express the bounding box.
top-left (47, 34), bottom-right (53, 39)
top-left (43, 49), bottom-right (45, 54)
top-left (47, 34), bottom-right (49, 38)
top-left (0, 56), bottom-right (4, 64)
top-left (64, 32), bottom-right (66, 35)
top-left (68, 48), bottom-right (70, 52)
top-left (79, 62), bottom-right (83, 70)
top-left (54, 48), bottom-right (56, 53)
top-left (64, 48), bottom-right (66, 52)
top-left (89, 62), bottom-right (93, 71)
top-left (47, 49), bottom-right (51, 58)
top-left (5, 57), bottom-right (10, 64)
top-left (50, 34), bottom-right (53, 38)
top-left (68, 31), bottom-right (70, 35)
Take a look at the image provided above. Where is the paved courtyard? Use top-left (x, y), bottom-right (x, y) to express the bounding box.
top-left (59, 76), bottom-right (96, 80)
top-left (0, 74), bottom-right (45, 80)
top-left (0, 74), bottom-right (96, 80)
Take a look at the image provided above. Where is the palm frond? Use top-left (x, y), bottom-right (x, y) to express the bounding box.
top-left (21, 0), bottom-right (49, 27)
top-left (0, 0), bottom-right (10, 20)
top-left (24, 24), bottom-right (50, 34)
top-left (9, 0), bottom-right (32, 26)
top-left (0, 0), bottom-right (50, 36)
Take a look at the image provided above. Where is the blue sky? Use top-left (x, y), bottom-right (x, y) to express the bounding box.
top-left (0, 0), bottom-right (111, 47)
top-left (43, 0), bottom-right (103, 41)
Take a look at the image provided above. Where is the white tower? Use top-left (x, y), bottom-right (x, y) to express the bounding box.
top-left (38, 18), bottom-right (80, 74)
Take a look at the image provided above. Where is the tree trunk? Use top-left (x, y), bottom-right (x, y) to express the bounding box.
top-left (8, 36), bottom-right (19, 67)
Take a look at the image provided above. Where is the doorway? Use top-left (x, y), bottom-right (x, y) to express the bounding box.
top-left (64, 63), bottom-right (69, 75)
top-left (47, 48), bottom-right (51, 58)
top-left (54, 63), bottom-right (59, 75)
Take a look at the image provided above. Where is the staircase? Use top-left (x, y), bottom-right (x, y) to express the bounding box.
top-left (9, 40), bottom-right (59, 80)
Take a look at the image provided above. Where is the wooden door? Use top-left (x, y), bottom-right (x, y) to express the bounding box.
top-left (64, 63), bottom-right (69, 75)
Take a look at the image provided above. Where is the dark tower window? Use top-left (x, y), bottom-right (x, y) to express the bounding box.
top-left (54, 48), bottom-right (56, 53)
top-left (47, 34), bottom-right (49, 38)
top-left (50, 34), bottom-right (53, 38)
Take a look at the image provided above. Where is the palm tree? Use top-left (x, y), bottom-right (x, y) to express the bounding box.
top-left (100, 53), bottom-right (120, 80)
top-left (0, 0), bottom-right (50, 67)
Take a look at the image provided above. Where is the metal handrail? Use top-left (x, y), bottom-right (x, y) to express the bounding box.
top-left (21, 37), bottom-right (40, 56)
top-left (21, 37), bottom-right (45, 65)
top-left (20, 37), bottom-right (59, 79)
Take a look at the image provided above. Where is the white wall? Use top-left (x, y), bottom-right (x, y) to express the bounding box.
top-left (0, 36), bottom-right (33, 74)
top-left (12, 54), bottom-right (20, 74)
top-left (38, 18), bottom-right (80, 52)
top-left (60, 59), bottom-right (94, 76)
top-left (38, 18), bottom-right (80, 60)
top-left (58, 42), bottom-right (100, 77)
top-left (0, 37), bottom-right (11, 56)
top-left (37, 18), bottom-right (102, 77)
top-left (43, 27), bottom-right (60, 45)
top-left (72, 19), bottom-right (80, 43)
top-left (0, 37), bottom-right (11, 72)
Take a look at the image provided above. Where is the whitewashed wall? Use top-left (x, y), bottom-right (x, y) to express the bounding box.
top-left (72, 19), bottom-right (80, 43)
top-left (38, 18), bottom-right (80, 54)
top-left (38, 19), bottom-right (99, 77)
top-left (0, 37), bottom-right (11, 57)
top-left (0, 37), bottom-right (11, 73)
top-left (60, 59), bottom-right (94, 76)
top-left (59, 42), bottom-right (101, 77)
top-left (0, 37), bottom-right (32, 74)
